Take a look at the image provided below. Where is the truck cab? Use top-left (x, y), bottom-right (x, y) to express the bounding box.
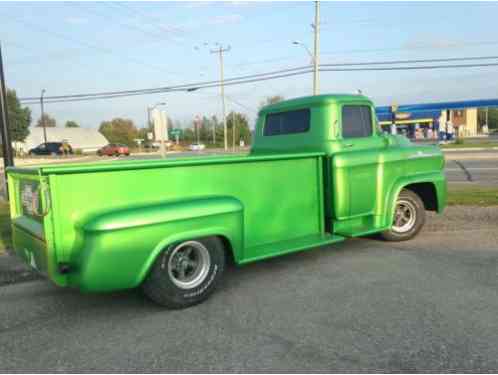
top-left (252, 94), bottom-right (446, 237)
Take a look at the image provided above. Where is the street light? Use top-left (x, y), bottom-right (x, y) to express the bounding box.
top-left (292, 40), bottom-right (314, 65)
top-left (293, 1), bottom-right (320, 95)
top-left (40, 89), bottom-right (47, 144)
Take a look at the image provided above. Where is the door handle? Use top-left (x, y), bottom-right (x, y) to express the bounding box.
top-left (344, 143), bottom-right (354, 148)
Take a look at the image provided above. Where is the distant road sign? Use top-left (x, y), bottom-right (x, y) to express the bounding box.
top-left (170, 128), bottom-right (182, 136)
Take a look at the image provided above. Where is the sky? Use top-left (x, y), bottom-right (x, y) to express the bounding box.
top-left (1, 1), bottom-right (498, 129)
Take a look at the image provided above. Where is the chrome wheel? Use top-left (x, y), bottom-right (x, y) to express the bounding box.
top-left (392, 199), bottom-right (417, 233)
top-left (167, 241), bottom-right (211, 289)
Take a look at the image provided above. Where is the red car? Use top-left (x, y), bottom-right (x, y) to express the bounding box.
top-left (97, 144), bottom-right (130, 157)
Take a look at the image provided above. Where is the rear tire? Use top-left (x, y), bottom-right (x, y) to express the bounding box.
top-left (142, 236), bottom-right (225, 308)
top-left (381, 189), bottom-right (425, 241)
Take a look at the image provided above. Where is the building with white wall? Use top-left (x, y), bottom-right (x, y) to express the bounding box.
top-left (15, 127), bottom-right (109, 154)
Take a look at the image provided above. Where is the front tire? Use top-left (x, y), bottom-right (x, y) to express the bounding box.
top-left (142, 236), bottom-right (225, 308)
top-left (381, 189), bottom-right (425, 241)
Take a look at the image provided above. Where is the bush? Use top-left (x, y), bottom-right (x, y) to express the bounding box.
top-left (74, 149), bottom-right (83, 155)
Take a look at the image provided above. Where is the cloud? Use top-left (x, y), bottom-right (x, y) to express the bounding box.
top-left (65, 17), bottom-right (88, 25)
top-left (208, 14), bottom-right (243, 25)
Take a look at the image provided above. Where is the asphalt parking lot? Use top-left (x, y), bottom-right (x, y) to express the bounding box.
top-left (1, 206), bottom-right (498, 372)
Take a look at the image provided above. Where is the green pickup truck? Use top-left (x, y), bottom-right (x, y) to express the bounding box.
top-left (7, 94), bottom-right (446, 308)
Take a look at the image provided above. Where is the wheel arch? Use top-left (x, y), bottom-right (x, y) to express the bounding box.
top-left (384, 174), bottom-right (446, 228)
top-left (75, 196), bottom-right (244, 291)
top-left (403, 182), bottom-right (438, 211)
top-left (137, 229), bottom-right (240, 286)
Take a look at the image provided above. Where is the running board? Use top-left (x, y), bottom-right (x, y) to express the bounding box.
top-left (240, 233), bottom-right (345, 265)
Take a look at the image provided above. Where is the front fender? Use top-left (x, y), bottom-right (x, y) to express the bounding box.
top-left (384, 172), bottom-right (446, 228)
top-left (71, 196), bottom-right (244, 291)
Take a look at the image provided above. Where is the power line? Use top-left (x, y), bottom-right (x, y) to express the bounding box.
top-left (321, 55), bottom-right (498, 67)
top-left (18, 58), bottom-right (498, 105)
top-left (2, 12), bottom-right (176, 75)
top-left (234, 40), bottom-right (498, 70)
top-left (108, 2), bottom-right (186, 42)
top-left (19, 64), bottom-right (313, 101)
top-left (320, 62), bottom-right (498, 72)
top-left (22, 53), bottom-right (498, 101)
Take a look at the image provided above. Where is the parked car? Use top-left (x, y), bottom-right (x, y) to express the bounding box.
top-left (189, 143), bottom-right (206, 151)
top-left (28, 142), bottom-right (73, 156)
top-left (97, 144), bottom-right (130, 156)
top-left (7, 94), bottom-right (446, 309)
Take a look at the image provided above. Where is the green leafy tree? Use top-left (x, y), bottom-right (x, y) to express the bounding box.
top-left (182, 128), bottom-right (195, 143)
top-left (64, 120), bottom-right (80, 128)
top-left (258, 95), bottom-right (285, 111)
top-left (487, 109), bottom-right (498, 130)
top-left (227, 111), bottom-right (251, 146)
top-left (99, 118), bottom-right (138, 146)
top-left (199, 116), bottom-right (213, 144)
top-left (36, 113), bottom-right (57, 128)
top-left (6, 89), bottom-right (31, 142)
top-left (478, 108), bottom-right (498, 131)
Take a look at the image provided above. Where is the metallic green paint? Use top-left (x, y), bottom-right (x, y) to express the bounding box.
top-left (7, 94), bottom-right (446, 293)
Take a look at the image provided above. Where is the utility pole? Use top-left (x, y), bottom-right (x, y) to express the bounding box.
top-left (212, 120), bottom-right (216, 145)
top-left (0, 43), bottom-right (14, 199)
top-left (232, 111), bottom-right (236, 152)
top-left (312, 0), bottom-right (320, 95)
top-left (195, 115), bottom-right (201, 144)
top-left (211, 44), bottom-right (230, 151)
top-left (40, 89), bottom-right (47, 143)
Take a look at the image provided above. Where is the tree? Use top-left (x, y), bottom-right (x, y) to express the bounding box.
top-left (258, 95), bottom-right (285, 111)
top-left (6, 89), bottom-right (31, 142)
top-left (226, 111), bottom-right (251, 146)
top-left (478, 108), bottom-right (498, 131)
top-left (490, 109), bottom-right (498, 130)
top-left (182, 128), bottom-right (195, 143)
top-left (99, 118), bottom-right (138, 146)
top-left (65, 120), bottom-right (79, 128)
top-left (36, 113), bottom-right (56, 128)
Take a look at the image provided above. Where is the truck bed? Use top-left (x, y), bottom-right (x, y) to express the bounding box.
top-left (7, 151), bottom-right (335, 290)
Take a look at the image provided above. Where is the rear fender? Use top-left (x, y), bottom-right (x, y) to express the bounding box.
top-left (74, 196), bottom-right (244, 291)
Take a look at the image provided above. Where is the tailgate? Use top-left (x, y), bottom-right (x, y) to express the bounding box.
top-left (7, 169), bottom-right (53, 276)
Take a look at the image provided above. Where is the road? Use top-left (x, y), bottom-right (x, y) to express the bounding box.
top-left (445, 158), bottom-right (498, 185)
top-left (1, 206), bottom-right (498, 372)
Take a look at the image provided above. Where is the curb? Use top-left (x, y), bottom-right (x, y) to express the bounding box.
top-left (443, 147), bottom-right (498, 152)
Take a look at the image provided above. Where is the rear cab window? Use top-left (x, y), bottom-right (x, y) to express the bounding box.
top-left (341, 105), bottom-right (373, 139)
top-left (264, 109), bottom-right (310, 136)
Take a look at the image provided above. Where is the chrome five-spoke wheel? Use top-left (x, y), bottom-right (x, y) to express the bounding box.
top-left (392, 199), bottom-right (417, 233)
top-left (167, 241), bottom-right (211, 289)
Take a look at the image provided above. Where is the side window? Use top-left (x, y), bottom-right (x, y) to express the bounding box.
top-left (341, 105), bottom-right (373, 139)
top-left (264, 109), bottom-right (310, 136)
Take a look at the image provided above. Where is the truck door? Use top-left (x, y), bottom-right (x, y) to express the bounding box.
top-left (332, 104), bottom-right (385, 220)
